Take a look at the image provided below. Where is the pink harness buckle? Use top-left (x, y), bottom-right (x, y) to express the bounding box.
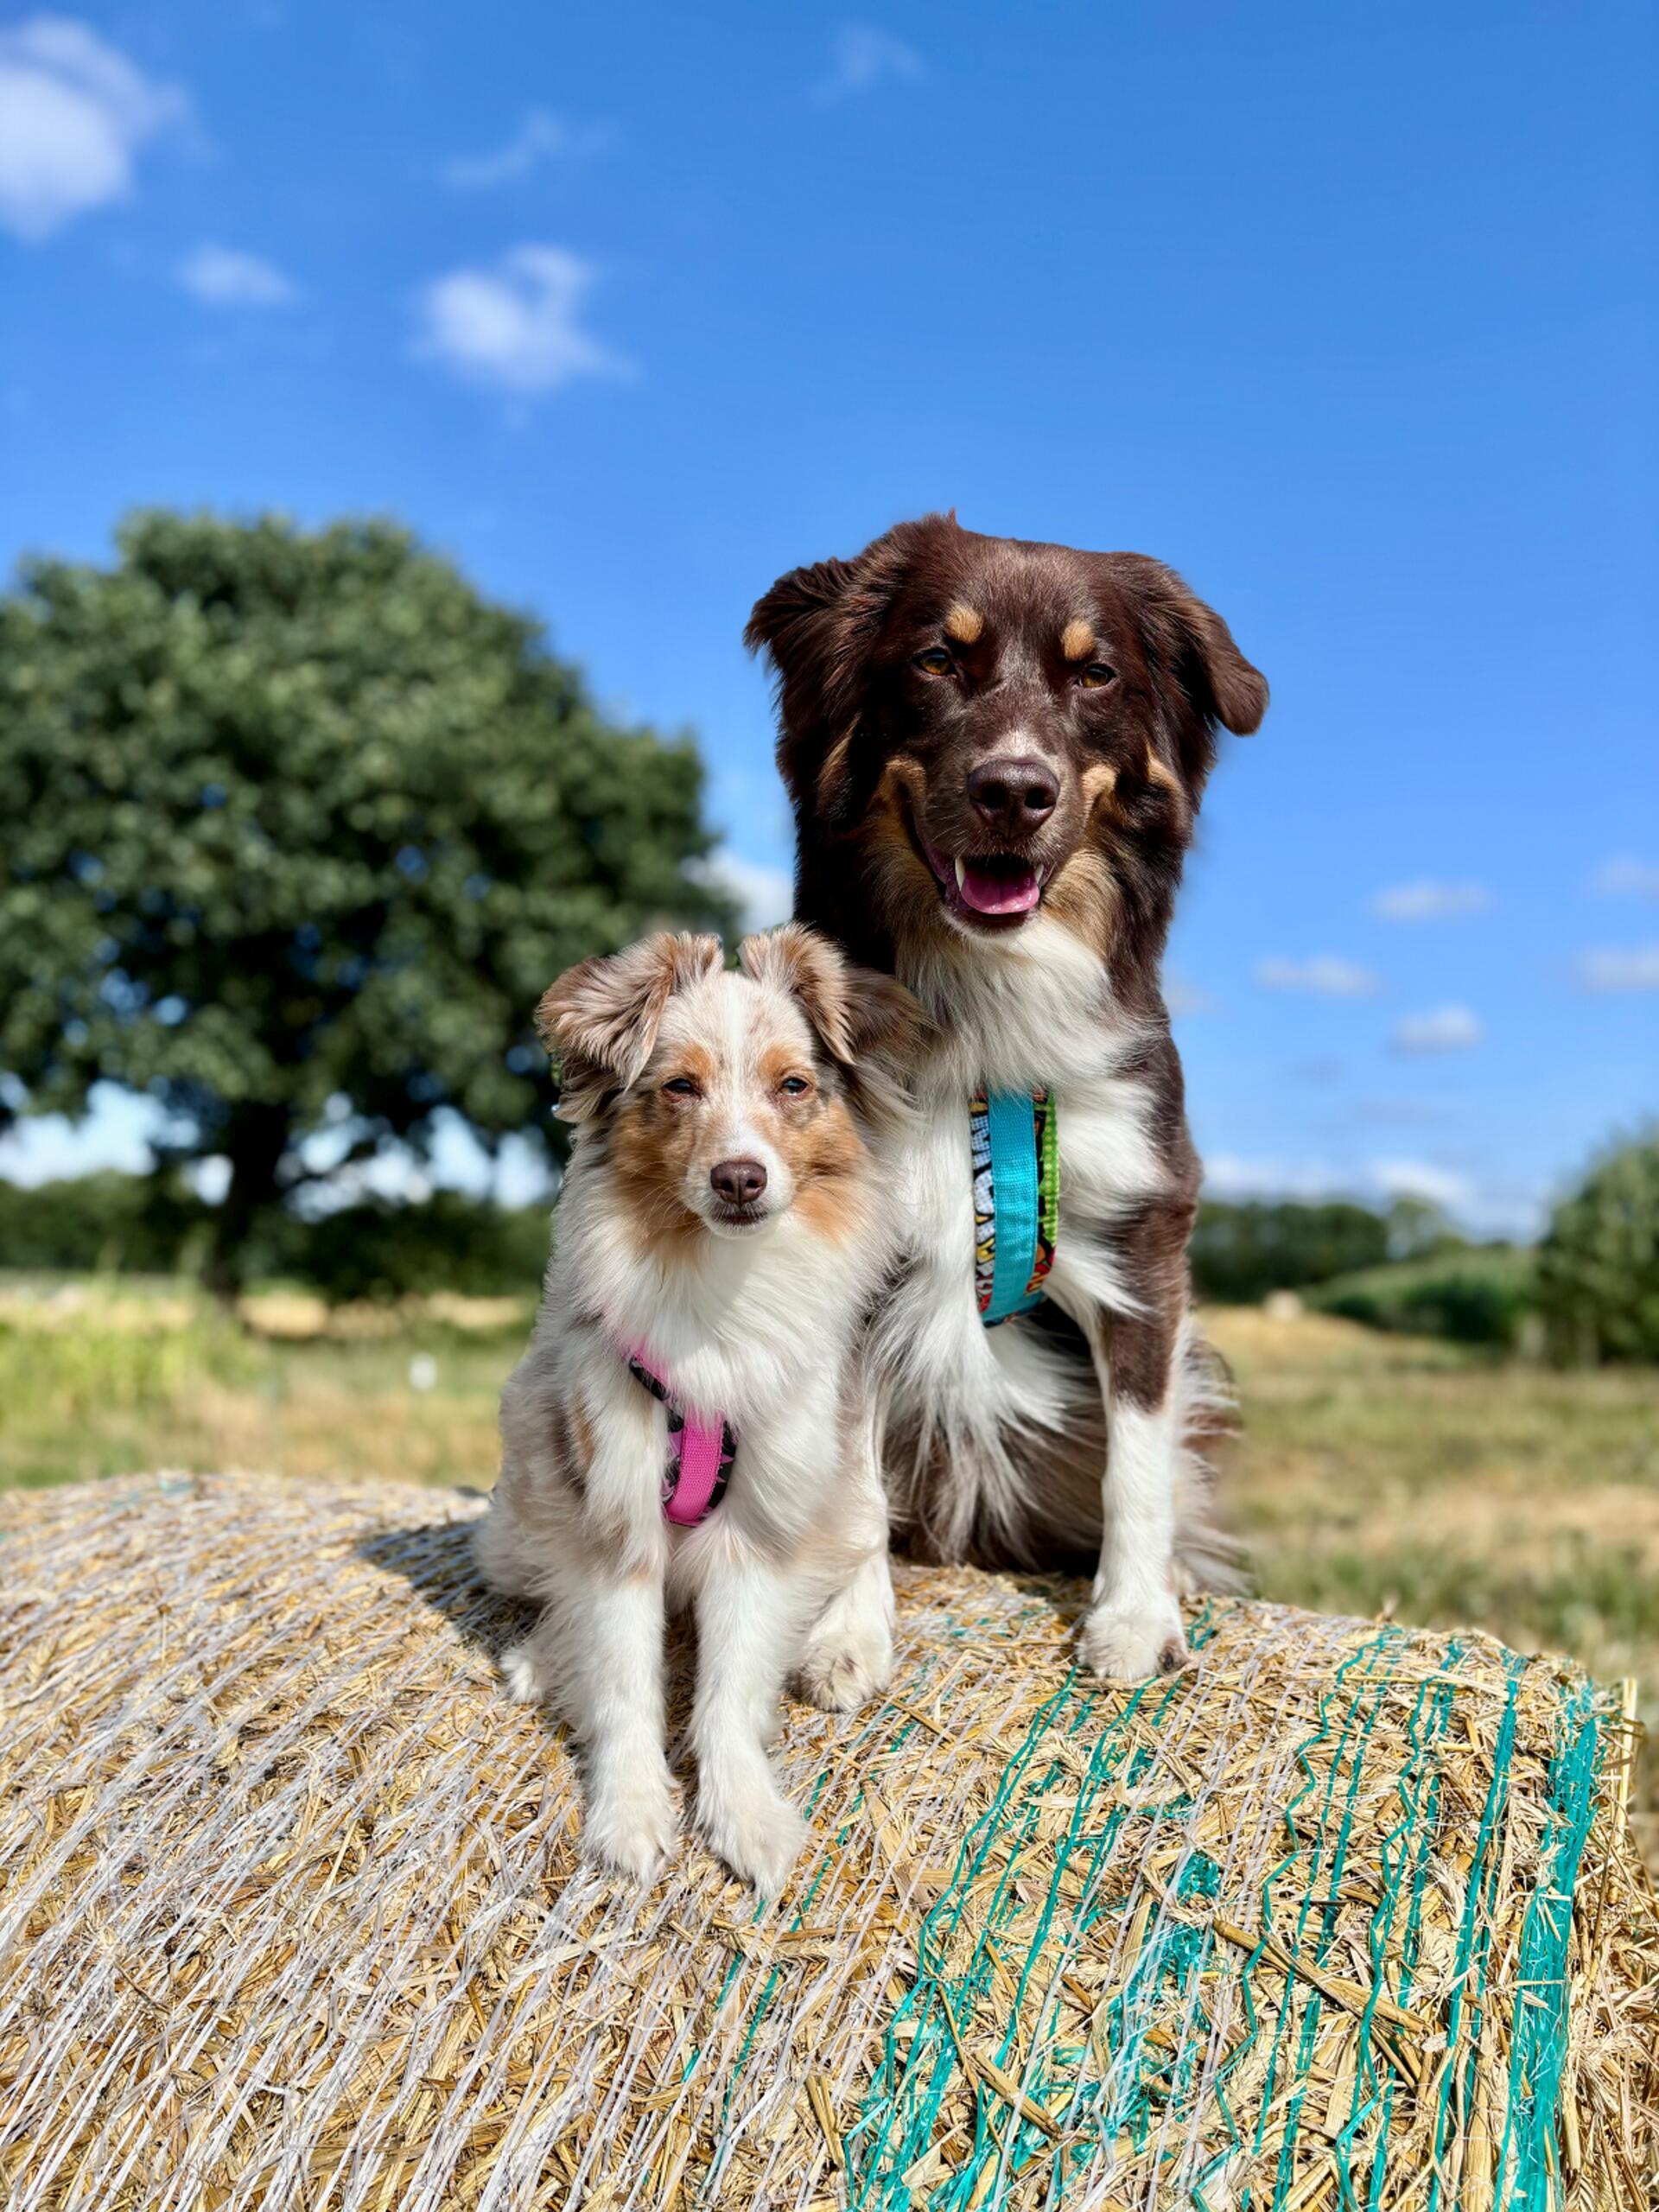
top-left (624, 1344), bottom-right (735, 1526)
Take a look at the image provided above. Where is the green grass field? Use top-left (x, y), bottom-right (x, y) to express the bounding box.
top-left (3, 1274), bottom-right (1653, 1856)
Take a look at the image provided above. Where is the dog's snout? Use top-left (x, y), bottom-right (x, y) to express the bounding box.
top-left (710, 1157), bottom-right (768, 1207)
top-left (967, 754), bottom-right (1058, 835)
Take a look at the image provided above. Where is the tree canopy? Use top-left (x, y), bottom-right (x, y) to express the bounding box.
top-left (0, 511), bottom-right (734, 1287)
top-left (1536, 1128), bottom-right (1659, 1364)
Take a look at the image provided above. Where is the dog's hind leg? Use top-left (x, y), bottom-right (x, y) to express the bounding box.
top-left (794, 1548), bottom-right (895, 1712)
top-left (791, 1390), bottom-right (895, 1713)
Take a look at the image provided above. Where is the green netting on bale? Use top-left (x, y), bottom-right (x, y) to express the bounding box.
top-left (830, 1619), bottom-right (1617, 2210)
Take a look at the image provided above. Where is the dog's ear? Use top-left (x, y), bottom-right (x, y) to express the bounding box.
top-left (537, 931), bottom-right (723, 1118)
top-left (746, 518), bottom-right (945, 814)
top-left (739, 923), bottom-right (926, 1071)
top-left (1097, 554), bottom-right (1267, 792)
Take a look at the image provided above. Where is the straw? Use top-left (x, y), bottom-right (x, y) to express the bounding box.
top-left (1, 1471), bottom-right (1653, 2209)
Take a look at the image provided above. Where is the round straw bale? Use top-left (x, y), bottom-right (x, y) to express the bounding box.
top-left (1, 1471), bottom-right (1654, 2209)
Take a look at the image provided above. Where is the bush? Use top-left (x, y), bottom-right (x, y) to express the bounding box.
top-left (274, 1193), bottom-right (552, 1304)
top-left (0, 1172), bottom-right (213, 1275)
top-left (0, 1172), bottom-right (550, 1303)
top-left (1190, 1200), bottom-right (1390, 1305)
top-left (1307, 1248), bottom-right (1535, 1349)
top-left (1535, 1130), bottom-right (1659, 1365)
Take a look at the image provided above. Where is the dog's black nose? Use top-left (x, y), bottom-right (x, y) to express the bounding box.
top-left (967, 754), bottom-right (1058, 834)
top-left (710, 1157), bottom-right (768, 1207)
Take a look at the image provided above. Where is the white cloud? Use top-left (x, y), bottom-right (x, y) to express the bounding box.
top-left (817, 23), bottom-right (926, 100)
top-left (0, 16), bottom-right (186, 241)
top-left (0, 1081), bottom-right (162, 1184)
top-left (1370, 880), bottom-right (1491, 922)
top-left (176, 244), bottom-right (298, 308)
top-left (1255, 955), bottom-right (1380, 997)
top-left (1592, 857), bottom-right (1659, 899)
top-left (441, 107), bottom-right (573, 189)
top-left (1368, 1158), bottom-right (1474, 1211)
top-left (691, 851), bottom-right (794, 933)
top-left (1391, 1004), bottom-right (1484, 1054)
top-left (412, 245), bottom-right (629, 396)
top-left (1575, 944), bottom-right (1659, 993)
top-left (1204, 1153), bottom-right (1349, 1203)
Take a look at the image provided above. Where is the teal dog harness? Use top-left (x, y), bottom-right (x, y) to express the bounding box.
top-left (970, 1089), bottom-right (1058, 1325)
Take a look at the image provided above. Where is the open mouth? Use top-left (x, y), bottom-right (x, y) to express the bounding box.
top-left (918, 835), bottom-right (1046, 928)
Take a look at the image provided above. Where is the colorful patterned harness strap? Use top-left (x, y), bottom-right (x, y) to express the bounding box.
top-left (970, 1089), bottom-right (1059, 1325)
top-left (624, 1344), bottom-right (735, 1526)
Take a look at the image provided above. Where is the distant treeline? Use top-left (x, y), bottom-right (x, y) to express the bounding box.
top-left (0, 1173), bottom-right (551, 1304)
top-left (0, 1174), bottom-right (1501, 1314)
top-left (1192, 1198), bottom-right (1532, 1347)
top-left (3, 1138), bottom-right (1656, 1363)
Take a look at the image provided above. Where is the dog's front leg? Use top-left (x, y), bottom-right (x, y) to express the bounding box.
top-left (1078, 1231), bottom-right (1192, 1681)
top-left (508, 1562), bottom-right (676, 1880)
top-left (691, 1545), bottom-right (810, 1893)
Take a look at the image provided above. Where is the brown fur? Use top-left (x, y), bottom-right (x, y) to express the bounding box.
top-left (539, 932), bottom-right (723, 1116)
top-left (546, 925), bottom-right (924, 1267)
top-left (744, 514), bottom-right (1264, 1011)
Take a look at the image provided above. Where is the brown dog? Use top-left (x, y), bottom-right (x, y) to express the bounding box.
top-left (747, 512), bottom-right (1267, 1681)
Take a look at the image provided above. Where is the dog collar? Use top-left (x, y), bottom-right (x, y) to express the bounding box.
top-left (971, 1089), bottom-right (1058, 1325)
top-left (624, 1344), bottom-right (735, 1525)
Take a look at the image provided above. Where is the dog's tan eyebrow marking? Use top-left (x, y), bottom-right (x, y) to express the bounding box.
top-left (1082, 760), bottom-right (1118, 810)
top-left (944, 604), bottom-right (983, 645)
top-left (1061, 619), bottom-right (1096, 662)
top-left (1144, 749), bottom-right (1185, 802)
top-left (817, 728), bottom-right (855, 807)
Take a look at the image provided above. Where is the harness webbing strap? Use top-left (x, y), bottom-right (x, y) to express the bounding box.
top-left (624, 1345), bottom-right (735, 1525)
top-left (971, 1088), bottom-right (1058, 1325)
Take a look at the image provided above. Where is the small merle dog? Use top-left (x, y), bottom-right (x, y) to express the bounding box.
top-left (747, 512), bottom-right (1268, 1683)
top-left (477, 926), bottom-right (920, 1891)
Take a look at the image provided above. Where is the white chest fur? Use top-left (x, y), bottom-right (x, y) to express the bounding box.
top-left (874, 918), bottom-right (1170, 1535)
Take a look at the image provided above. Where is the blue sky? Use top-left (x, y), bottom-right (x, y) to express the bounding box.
top-left (1, 0), bottom-right (1655, 1231)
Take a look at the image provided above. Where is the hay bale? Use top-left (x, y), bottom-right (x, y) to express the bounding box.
top-left (1, 1472), bottom-right (1653, 2210)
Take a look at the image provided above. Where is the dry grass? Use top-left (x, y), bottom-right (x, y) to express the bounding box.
top-left (2, 1472), bottom-right (1653, 2209)
top-left (0, 1276), bottom-right (518, 1493)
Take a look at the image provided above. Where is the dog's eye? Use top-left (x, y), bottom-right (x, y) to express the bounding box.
top-left (662, 1076), bottom-right (700, 1097)
top-left (778, 1075), bottom-right (812, 1097)
top-left (1079, 662), bottom-right (1117, 690)
top-left (914, 647), bottom-right (952, 676)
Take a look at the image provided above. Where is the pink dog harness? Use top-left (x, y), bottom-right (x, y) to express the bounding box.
top-left (625, 1344), bottom-right (735, 1526)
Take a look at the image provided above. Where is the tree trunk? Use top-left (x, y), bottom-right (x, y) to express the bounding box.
top-left (203, 1107), bottom-right (290, 1306)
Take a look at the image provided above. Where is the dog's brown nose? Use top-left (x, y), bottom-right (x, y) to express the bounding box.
top-left (967, 754), bottom-right (1058, 835)
top-left (710, 1157), bottom-right (768, 1207)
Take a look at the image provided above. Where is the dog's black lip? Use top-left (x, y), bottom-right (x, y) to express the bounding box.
top-left (709, 1201), bottom-right (769, 1229)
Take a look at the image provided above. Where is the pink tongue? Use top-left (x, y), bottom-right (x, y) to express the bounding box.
top-left (958, 861), bottom-right (1041, 916)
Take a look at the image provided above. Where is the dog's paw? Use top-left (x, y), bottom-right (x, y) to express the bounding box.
top-left (583, 1770), bottom-right (677, 1884)
top-left (700, 1771), bottom-right (808, 1896)
top-left (1078, 1596), bottom-right (1191, 1684)
top-left (501, 1638), bottom-right (549, 1706)
top-left (792, 1622), bottom-right (893, 1714)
